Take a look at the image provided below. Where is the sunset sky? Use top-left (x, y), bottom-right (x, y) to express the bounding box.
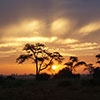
top-left (0, 0), bottom-right (100, 75)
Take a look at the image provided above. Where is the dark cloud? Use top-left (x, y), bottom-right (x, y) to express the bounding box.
top-left (0, 0), bottom-right (52, 27)
top-left (0, 0), bottom-right (100, 27)
top-left (0, 0), bottom-right (100, 43)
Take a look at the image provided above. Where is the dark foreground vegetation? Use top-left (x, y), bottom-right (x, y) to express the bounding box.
top-left (1, 43), bottom-right (100, 100)
top-left (0, 75), bottom-right (100, 100)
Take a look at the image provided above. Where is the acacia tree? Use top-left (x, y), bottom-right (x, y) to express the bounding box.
top-left (84, 63), bottom-right (94, 74)
top-left (83, 54), bottom-right (100, 76)
top-left (16, 43), bottom-right (64, 78)
top-left (96, 54), bottom-right (100, 64)
top-left (64, 56), bottom-right (86, 72)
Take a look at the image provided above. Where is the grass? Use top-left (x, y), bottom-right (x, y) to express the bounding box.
top-left (0, 78), bottom-right (100, 100)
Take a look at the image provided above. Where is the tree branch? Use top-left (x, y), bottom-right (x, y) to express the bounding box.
top-left (39, 58), bottom-right (53, 71)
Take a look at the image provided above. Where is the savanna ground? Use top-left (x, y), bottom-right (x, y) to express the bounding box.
top-left (0, 78), bottom-right (100, 100)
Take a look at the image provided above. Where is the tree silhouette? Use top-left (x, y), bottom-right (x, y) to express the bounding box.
top-left (84, 54), bottom-right (100, 78)
top-left (16, 43), bottom-right (64, 79)
top-left (96, 54), bottom-right (100, 64)
top-left (93, 67), bottom-right (100, 79)
top-left (93, 54), bottom-right (100, 79)
top-left (84, 63), bottom-right (94, 74)
top-left (64, 56), bottom-right (86, 72)
top-left (53, 67), bottom-right (72, 79)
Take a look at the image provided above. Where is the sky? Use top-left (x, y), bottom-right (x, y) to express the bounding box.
top-left (0, 0), bottom-right (100, 75)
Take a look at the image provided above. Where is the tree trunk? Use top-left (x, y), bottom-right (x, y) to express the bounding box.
top-left (35, 58), bottom-right (39, 80)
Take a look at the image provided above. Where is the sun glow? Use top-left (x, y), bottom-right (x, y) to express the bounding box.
top-left (52, 65), bottom-right (57, 70)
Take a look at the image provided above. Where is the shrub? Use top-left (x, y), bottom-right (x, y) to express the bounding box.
top-left (0, 75), bottom-right (5, 81)
top-left (36, 73), bottom-right (51, 81)
top-left (93, 67), bottom-right (100, 80)
top-left (6, 76), bottom-right (16, 80)
top-left (53, 67), bottom-right (72, 79)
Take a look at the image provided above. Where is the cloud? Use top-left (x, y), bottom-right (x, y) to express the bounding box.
top-left (0, 0), bottom-right (100, 38)
top-left (0, 45), bottom-right (18, 57)
top-left (53, 42), bottom-right (100, 56)
top-left (0, 0), bottom-right (100, 58)
top-left (50, 18), bottom-right (75, 35)
top-left (55, 38), bottom-right (79, 44)
top-left (67, 42), bottom-right (99, 51)
top-left (0, 0), bottom-right (52, 27)
top-left (2, 36), bottom-right (78, 45)
top-left (78, 21), bottom-right (100, 36)
top-left (0, 19), bottom-right (46, 37)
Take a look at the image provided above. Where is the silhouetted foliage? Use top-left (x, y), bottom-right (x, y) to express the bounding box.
top-left (74, 61), bottom-right (86, 67)
top-left (84, 64), bottom-right (100, 80)
top-left (6, 76), bottom-right (15, 80)
top-left (36, 73), bottom-right (51, 81)
top-left (72, 74), bottom-right (80, 78)
top-left (69, 56), bottom-right (78, 62)
top-left (93, 67), bottom-right (100, 80)
top-left (16, 43), bottom-right (64, 79)
top-left (96, 54), bottom-right (100, 64)
top-left (64, 56), bottom-right (86, 72)
top-left (53, 67), bottom-right (72, 79)
top-left (84, 63), bottom-right (94, 74)
top-left (96, 54), bottom-right (100, 60)
top-left (90, 54), bottom-right (100, 79)
top-left (0, 75), bottom-right (5, 81)
top-left (53, 63), bottom-right (81, 79)
top-left (96, 61), bottom-right (100, 64)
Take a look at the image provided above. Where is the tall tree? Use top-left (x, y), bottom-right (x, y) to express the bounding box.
top-left (64, 56), bottom-right (86, 72)
top-left (16, 43), bottom-right (64, 78)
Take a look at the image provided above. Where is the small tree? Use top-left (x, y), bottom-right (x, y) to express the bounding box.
top-left (93, 67), bottom-right (100, 79)
top-left (64, 56), bottom-right (86, 72)
top-left (84, 63), bottom-right (94, 74)
top-left (93, 54), bottom-right (100, 79)
top-left (84, 54), bottom-right (100, 78)
top-left (96, 54), bottom-right (100, 64)
top-left (16, 43), bottom-right (64, 79)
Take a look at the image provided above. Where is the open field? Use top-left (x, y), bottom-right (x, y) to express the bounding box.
top-left (0, 78), bottom-right (100, 100)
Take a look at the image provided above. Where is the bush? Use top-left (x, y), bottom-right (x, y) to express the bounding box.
top-left (6, 76), bottom-right (16, 80)
top-left (0, 75), bottom-right (5, 81)
top-left (53, 67), bottom-right (72, 79)
top-left (36, 73), bottom-right (51, 81)
top-left (93, 67), bottom-right (100, 80)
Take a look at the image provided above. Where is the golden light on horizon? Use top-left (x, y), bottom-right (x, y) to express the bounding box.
top-left (52, 65), bottom-right (57, 70)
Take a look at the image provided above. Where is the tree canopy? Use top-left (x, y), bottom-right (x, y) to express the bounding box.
top-left (16, 43), bottom-right (64, 78)
top-left (64, 56), bottom-right (86, 72)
